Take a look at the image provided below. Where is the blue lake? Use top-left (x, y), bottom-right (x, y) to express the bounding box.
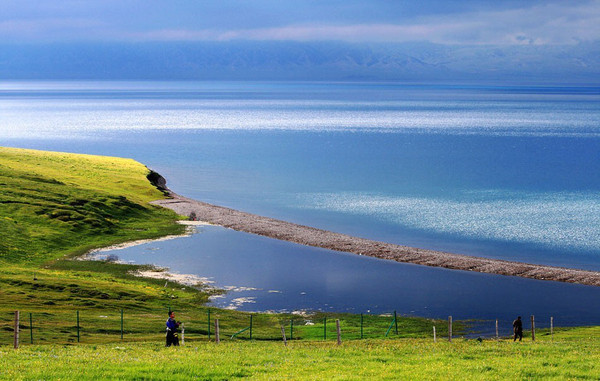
top-left (97, 224), bottom-right (600, 334)
top-left (2, 81), bottom-right (599, 328)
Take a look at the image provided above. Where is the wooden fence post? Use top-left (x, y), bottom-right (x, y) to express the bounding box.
top-left (360, 314), bottom-right (364, 339)
top-left (207, 309), bottom-right (211, 340)
top-left (181, 323), bottom-right (185, 346)
top-left (550, 317), bottom-right (554, 339)
top-left (433, 326), bottom-right (436, 343)
top-left (281, 325), bottom-right (287, 346)
top-left (249, 315), bottom-right (253, 340)
top-left (215, 319), bottom-right (220, 344)
top-left (530, 315), bottom-right (535, 342)
top-left (336, 319), bottom-right (341, 345)
top-left (448, 316), bottom-right (452, 342)
top-left (495, 319), bottom-right (499, 340)
top-left (14, 311), bottom-right (19, 349)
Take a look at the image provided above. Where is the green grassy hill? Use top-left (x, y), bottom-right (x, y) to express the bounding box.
top-left (0, 147), bottom-right (183, 264)
top-left (0, 147), bottom-right (226, 338)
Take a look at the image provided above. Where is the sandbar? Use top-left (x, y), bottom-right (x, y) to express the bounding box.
top-left (151, 192), bottom-right (600, 287)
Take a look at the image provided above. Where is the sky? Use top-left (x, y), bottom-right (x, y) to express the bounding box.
top-left (1, 0), bottom-right (599, 46)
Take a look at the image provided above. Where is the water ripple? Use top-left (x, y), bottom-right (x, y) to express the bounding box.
top-left (298, 191), bottom-right (600, 253)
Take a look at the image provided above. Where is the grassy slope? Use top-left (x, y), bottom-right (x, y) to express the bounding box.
top-left (0, 146), bottom-right (183, 264)
top-left (1, 327), bottom-right (599, 380)
top-left (0, 147), bottom-right (211, 332)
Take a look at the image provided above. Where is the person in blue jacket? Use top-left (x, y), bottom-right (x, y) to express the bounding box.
top-left (166, 311), bottom-right (180, 347)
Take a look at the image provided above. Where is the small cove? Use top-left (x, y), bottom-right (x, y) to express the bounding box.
top-left (96, 224), bottom-right (600, 334)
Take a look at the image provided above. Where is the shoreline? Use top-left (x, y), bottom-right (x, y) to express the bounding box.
top-left (81, 222), bottom-right (196, 256)
top-left (151, 192), bottom-right (600, 287)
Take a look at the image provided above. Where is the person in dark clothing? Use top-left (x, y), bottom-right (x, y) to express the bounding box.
top-left (166, 311), bottom-right (180, 347)
top-left (513, 316), bottom-right (523, 341)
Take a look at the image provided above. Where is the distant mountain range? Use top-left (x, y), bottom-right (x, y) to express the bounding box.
top-left (1, 41), bottom-right (598, 83)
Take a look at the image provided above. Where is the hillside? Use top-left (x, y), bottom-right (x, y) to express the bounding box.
top-left (0, 147), bottom-right (213, 333)
top-left (0, 147), bottom-right (183, 264)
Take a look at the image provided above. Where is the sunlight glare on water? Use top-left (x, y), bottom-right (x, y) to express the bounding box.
top-left (1, 81), bottom-right (599, 139)
top-left (297, 191), bottom-right (600, 253)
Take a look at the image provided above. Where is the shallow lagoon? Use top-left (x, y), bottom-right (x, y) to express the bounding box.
top-left (98, 224), bottom-right (600, 332)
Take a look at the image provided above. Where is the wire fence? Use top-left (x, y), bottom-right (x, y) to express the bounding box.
top-left (1, 307), bottom-right (570, 348)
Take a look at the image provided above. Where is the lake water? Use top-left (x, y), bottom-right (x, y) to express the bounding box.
top-left (95, 224), bottom-right (600, 335)
top-left (2, 81), bottom-right (599, 329)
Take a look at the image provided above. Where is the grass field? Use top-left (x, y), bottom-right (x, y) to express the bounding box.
top-left (0, 146), bottom-right (183, 264)
top-left (2, 327), bottom-right (600, 380)
top-left (0, 147), bottom-right (206, 330)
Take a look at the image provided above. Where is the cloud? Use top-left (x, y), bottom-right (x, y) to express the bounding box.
top-left (130, 1), bottom-right (600, 45)
top-left (1, 1), bottom-right (599, 45)
top-left (0, 18), bottom-right (106, 41)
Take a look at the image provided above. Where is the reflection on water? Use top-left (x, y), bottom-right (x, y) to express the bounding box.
top-left (99, 225), bottom-right (600, 334)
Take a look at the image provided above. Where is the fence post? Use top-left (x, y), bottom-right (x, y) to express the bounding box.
top-left (281, 325), bottom-right (287, 346)
top-left (531, 315), bottom-right (535, 342)
top-left (550, 317), bottom-right (554, 340)
top-left (495, 319), bottom-right (499, 340)
top-left (394, 310), bottom-right (398, 335)
top-left (448, 316), bottom-right (452, 342)
top-left (77, 310), bottom-right (80, 343)
top-left (208, 309), bottom-right (211, 340)
top-left (29, 313), bottom-right (33, 345)
top-left (323, 317), bottom-right (327, 340)
top-left (360, 313), bottom-right (364, 339)
top-left (181, 323), bottom-right (185, 346)
top-left (290, 320), bottom-right (294, 340)
top-left (215, 319), bottom-right (220, 344)
top-left (249, 315), bottom-right (253, 340)
top-left (336, 319), bottom-right (342, 345)
top-left (14, 311), bottom-right (19, 349)
top-left (120, 309), bottom-right (124, 341)
top-left (433, 326), bottom-right (436, 342)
